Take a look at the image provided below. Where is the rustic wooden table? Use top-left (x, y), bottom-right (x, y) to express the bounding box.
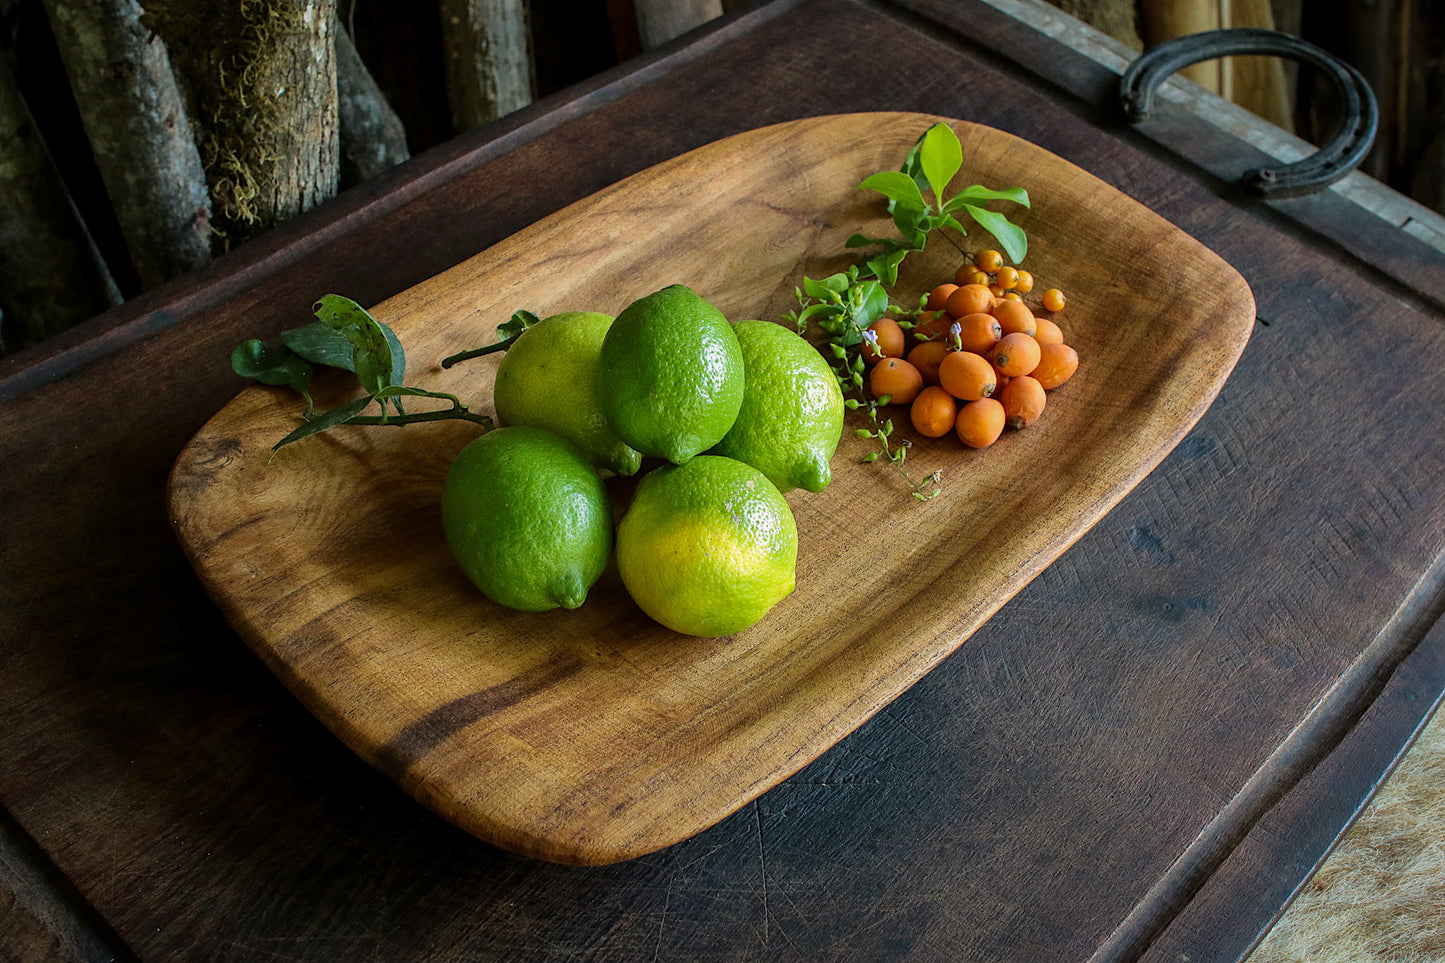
top-left (4, 1), bottom-right (1444, 960)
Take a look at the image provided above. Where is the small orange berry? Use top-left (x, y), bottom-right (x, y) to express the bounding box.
top-left (954, 312), bottom-right (1002, 354)
top-left (910, 386), bottom-right (958, 438)
top-left (925, 283), bottom-right (958, 312)
top-left (991, 299), bottom-right (1036, 337)
top-left (1032, 317), bottom-right (1064, 345)
top-left (869, 356), bottom-right (923, 405)
top-left (912, 310), bottom-right (952, 341)
top-left (990, 332), bottom-right (1042, 377)
top-left (906, 339), bottom-right (950, 385)
top-left (1014, 270), bottom-right (1034, 295)
top-left (938, 350), bottom-right (997, 401)
top-left (945, 283), bottom-right (996, 319)
top-left (956, 398), bottom-right (1006, 448)
top-left (973, 249), bottom-right (1004, 273)
top-left (861, 317), bottom-right (905, 365)
top-left (995, 266), bottom-right (1019, 290)
top-left (1041, 288), bottom-right (1066, 313)
top-left (1032, 342), bottom-right (1079, 389)
top-left (999, 375), bottom-right (1047, 429)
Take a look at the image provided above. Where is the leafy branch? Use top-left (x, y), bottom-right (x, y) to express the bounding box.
top-left (787, 122), bottom-right (1030, 500)
top-left (231, 294), bottom-right (495, 452)
top-left (787, 267), bottom-right (940, 500)
top-left (844, 122), bottom-right (1029, 287)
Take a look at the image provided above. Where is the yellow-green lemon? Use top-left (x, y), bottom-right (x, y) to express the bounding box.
top-left (492, 311), bottom-right (642, 477)
top-left (710, 320), bottom-right (844, 492)
top-left (597, 284), bottom-right (744, 465)
top-left (442, 426), bottom-right (613, 612)
top-left (616, 455), bottom-right (797, 637)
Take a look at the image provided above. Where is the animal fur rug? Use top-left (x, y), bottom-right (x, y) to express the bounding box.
top-left (1247, 707), bottom-right (1445, 962)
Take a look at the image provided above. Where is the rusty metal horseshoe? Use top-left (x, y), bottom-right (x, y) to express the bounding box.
top-left (1120, 28), bottom-right (1379, 199)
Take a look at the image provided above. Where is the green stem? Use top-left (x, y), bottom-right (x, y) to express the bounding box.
top-left (344, 408), bottom-right (493, 428)
top-left (864, 402), bottom-right (939, 500)
top-left (440, 332), bottom-right (520, 368)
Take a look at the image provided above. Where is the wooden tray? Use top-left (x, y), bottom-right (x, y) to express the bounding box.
top-left (167, 112), bottom-right (1254, 865)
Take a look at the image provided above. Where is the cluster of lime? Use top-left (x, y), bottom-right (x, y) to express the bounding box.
top-left (442, 285), bottom-right (844, 638)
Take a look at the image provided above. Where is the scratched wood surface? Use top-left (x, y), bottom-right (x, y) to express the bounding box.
top-left (167, 113), bottom-right (1253, 865)
top-left (4, 0), bottom-right (1445, 959)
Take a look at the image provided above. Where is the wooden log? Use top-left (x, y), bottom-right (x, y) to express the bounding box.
top-left (437, 0), bottom-right (533, 132)
top-left (633, 0), bottom-right (722, 48)
top-left (1044, 0), bottom-right (1143, 52)
top-left (335, 20), bottom-right (410, 186)
top-left (1139, 0), bottom-right (1222, 91)
top-left (38, 0), bottom-right (211, 290)
top-left (1136, 0), bottom-right (1293, 131)
top-left (1218, 0), bottom-right (1293, 131)
top-left (146, 0), bottom-right (341, 248)
top-left (0, 60), bottom-right (119, 350)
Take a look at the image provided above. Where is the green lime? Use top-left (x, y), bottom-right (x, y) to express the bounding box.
top-left (616, 455), bottom-right (797, 637)
top-left (709, 320), bottom-right (844, 492)
top-left (493, 311), bottom-right (642, 477)
top-left (597, 284), bottom-right (744, 465)
top-left (441, 426), bottom-right (613, 612)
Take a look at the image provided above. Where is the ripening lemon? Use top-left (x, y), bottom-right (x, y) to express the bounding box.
top-left (597, 284), bottom-right (744, 465)
top-left (442, 427), bottom-right (613, 612)
top-left (709, 319), bottom-right (843, 492)
top-left (492, 311), bottom-right (643, 477)
top-left (616, 455), bottom-right (797, 637)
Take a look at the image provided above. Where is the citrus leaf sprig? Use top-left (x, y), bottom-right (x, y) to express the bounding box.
top-left (786, 267), bottom-right (940, 500)
top-left (231, 294), bottom-right (495, 452)
top-left (846, 122), bottom-right (1030, 286)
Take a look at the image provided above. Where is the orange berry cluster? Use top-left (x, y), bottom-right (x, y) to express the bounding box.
top-left (860, 251), bottom-right (1077, 449)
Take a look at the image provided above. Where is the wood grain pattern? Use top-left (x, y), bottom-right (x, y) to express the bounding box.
top-left (167, 112), bottom-right (1254, 865)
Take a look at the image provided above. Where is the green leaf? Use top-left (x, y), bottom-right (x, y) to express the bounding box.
top-left (962, 205), bottom-right (1028, 263)
top-left (846, 233), bottom-right (904, 251)
top-left (803, 273), bottom-right (850, 299)
top-left (898, 130), bottom-right (931, 199)
top-left (280, 322), bottom-right (354, 369)
top-left (230, 339), bottom-right (314, 402)
top-left (272, 396), bottom-right (374, 451)
top-left (848, 280), bottom-right (891, 331)
top-left (858, 171), bottom-right (926, 211)
top-left (796, 302), bottom-right (836, 324)
top-left (890, 201), bottom-right (928, 241)
top-left (865, 248), bottom-right (909, 288)
top-left (496, 309), bottom-right (541, 343)
top-left (942, 184), bottom-right (1030, 213)
top-left (918, 123), bottom-right (963, 205)
top-left (312, 294), bottom-right (397, 395)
